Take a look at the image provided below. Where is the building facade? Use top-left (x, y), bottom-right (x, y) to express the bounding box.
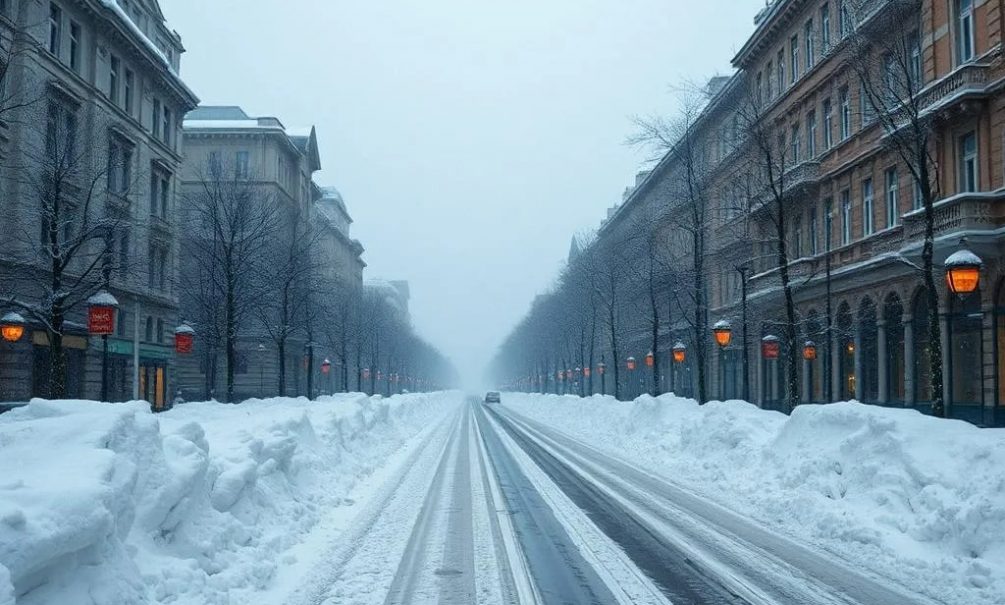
top-left (0, 0), bottom-right (197, 407)
top-left (592, 0), bottom-right (1005, 426)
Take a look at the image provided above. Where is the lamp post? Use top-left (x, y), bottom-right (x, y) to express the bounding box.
top-left (87, 291), bottom-right (118, 402)
top-left (321, 358), bottom-right (332, 396)
top-left (598, 357), bottom-right (607, 396)
top-left (626, 356), bottom-right (636, 400)
top-left (257, 343), bottom-right (267, 398)
top-left (736, 265), bottom-right (751, 402)
top-left (1, 312), bottom-right (27, 343)
top-left (713, 319), bottom-right (732, 399)
top-left (945, 249), bottom-right (983, 297)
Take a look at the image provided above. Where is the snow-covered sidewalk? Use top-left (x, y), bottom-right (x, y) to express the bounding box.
top-left (502, 392), bottom-right (1005, 605)
top-left (0, 392), bottom-right (461, 605)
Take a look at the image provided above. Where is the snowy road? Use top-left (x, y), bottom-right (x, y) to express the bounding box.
top-left (285, 397), bottom-right (945, 605)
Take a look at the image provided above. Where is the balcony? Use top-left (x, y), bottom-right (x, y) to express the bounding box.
top-left (750, 161), bottom-right (822, 214)
top-left (917, 61), bottom-right (993, 116)
top-left (149, 215), bottom-right (173, 237)
top-left (902, 191), bottom-right (1005, 240)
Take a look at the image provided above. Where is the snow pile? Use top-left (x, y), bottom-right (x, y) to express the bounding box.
top-left (503, 393), bottom-right (1005, 605)
top-left (0, 392), bottom-right (459, 604)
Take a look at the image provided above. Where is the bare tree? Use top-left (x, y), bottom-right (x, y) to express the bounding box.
top-left (256, 204), bottom-right (324, 396)
top-left (180, 167), bottom-right (280, 402)
top-left (1, 101), bottom-right (131, 397)
top-left (848, 0), bottom-right (945, 416)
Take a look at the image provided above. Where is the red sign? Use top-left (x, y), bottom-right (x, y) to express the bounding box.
top-left (88, 306), bottom-right (115, 335)
top-left (762, 340), bottom-right (780, 359)
top-left (175, 332), bottom-right (194, 354)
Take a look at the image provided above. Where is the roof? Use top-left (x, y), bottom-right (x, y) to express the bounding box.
top-left (183, 107), bottom-right (322, 172)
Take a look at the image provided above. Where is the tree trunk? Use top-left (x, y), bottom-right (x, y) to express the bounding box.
top-left (775, 195), bottom-right (800, 412)
top-left (225, 280), bottom-right (237, 403)
top-left (277, 338), bottom-right (287, 397)
top-left (920, 157), bottom-right (945, 417)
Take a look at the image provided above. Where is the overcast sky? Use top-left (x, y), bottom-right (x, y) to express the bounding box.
top-left (162, 0), bottom-right (764, 387)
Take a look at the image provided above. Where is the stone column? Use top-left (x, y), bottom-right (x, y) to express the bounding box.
top-left (940, 310), bottom-right (952, 411)
top-left (854, 328), bottom-right (864, 401)
top-left (831, 336), bottom-right (842, 402)
top-left (903, 314), bottom-right (915, 405)
top-left (877, 319), bottom-right (888, 404)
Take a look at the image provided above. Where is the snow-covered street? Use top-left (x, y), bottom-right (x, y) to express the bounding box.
top-left (1, 392), bottom-right (1003, 604)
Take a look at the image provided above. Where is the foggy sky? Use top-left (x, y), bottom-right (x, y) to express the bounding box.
top-left (161, 0), bottom-right (764, 387)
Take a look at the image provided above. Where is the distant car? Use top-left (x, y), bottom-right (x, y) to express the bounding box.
top-left (484, 392), bottom-right (501, 404)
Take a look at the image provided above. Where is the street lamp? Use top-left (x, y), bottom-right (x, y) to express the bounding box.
top-left (626, 356), bottom-right (637, 371)
top-left (257, 343), bottom-right (267, 397)
top-left (802, 340), bottom-right (818, 361)
top-left (645, 351), bottom-right (654, 367)
top-left (713, 320), bottom-right (733, 348)
top-left (87, 290), bottom-right (118, 402)
top-left (174, 323), bottom-right (195, 354)
top-left (761, 335), bottom-right (780, 359)
top-left (672, 342), bottom-right (686, 363)
top-left (1, 312), bottom-right (26, 343)
top-left (598, 358), bottom-right (607, 396)
top-left (945, 249), bottom-right (983, 296)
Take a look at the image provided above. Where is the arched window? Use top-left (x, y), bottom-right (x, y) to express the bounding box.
top-left (859, 298), bottom-right (879, 402)
top-left (913, 289), bottom-right (933, 403)
top-left (948, 287), bottom-right (983, 410)
top-left (837, 302), bottom-right (855, 400)
top-left (884, 293), bottom-right (906, 403)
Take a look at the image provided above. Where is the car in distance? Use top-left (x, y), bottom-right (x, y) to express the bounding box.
top-left (484, 391), bottom-right (501, 404)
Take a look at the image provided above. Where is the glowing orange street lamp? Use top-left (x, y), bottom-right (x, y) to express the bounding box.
top-left (802, 340), bottom-right (818, 361)
top-left (672, 342), bottom-right (686, 363)
top-left (713, 320), bottom-right (733, 348)
top-left (945, 249), bottom-right (983, 296)
top-left (645, 351), bottom-right (654, 367)
top-left (626, 356), bottom-right (637, 371)
top-left (1, 312), bottom-right (26, 343)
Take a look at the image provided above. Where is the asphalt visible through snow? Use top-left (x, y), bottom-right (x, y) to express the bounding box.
top-left (291, 397), bottom-right (945, 605)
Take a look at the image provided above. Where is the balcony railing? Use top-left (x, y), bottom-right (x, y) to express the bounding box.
top-left (917, 61), bottom-right (993, 113)
top-left (902, 191), bottom-right (1005, 239)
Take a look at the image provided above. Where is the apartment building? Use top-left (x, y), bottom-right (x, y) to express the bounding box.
top-left (0, 0), bottom-right (197, 407)
top-left (597, 0), bottom-right (1005, 425)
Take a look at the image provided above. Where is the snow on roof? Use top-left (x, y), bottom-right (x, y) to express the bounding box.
top-left (182, 119), bottom-right (284, 131)
top-left (186, 106), bottom-right (249, 121)
top-left (97, 0), bottom-right (195, 100)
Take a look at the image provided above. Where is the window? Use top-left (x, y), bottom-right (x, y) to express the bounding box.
top-left (755, 72), bottom-right (763, 105)
top-left (840, 87), bottom-right (851, 139)
top-left (824, 198), bottom-right (834, 250)
top-left (147, 246), bottom-right (167, 291)
top-left (959, 130), bottom-right (978, 192)
top-left (793, 218), bottom-right (803, 258)
top-left (860, 85), bottom-right (874, 126)
top-left (45, 98), bottom-right (77, 160)
top-left (841, 190), bottom-right (851, 244)
top-left (821, 3), bottom-right (831, 51)
top-left (120, 229), bottom-right (131, 277)
top-left (908, 31), bottom-right (922, 91)
top-left (885, 167), bottom-right (899, 227)
top-left (791, 123), bottom-right (800, 163)
top-left (807, 110), bottom-right (817, 158)
top-left (124, 69), bottom-right (134, 115)
top-left (152, 99), bottom-right (161, 138)
top-left (49, 3), bottom-right (62, 56)
top-left (162, 107), bottom-right (172, 146)
top-left (69, 21), bottom-right (80, 72)
top-left (766, 61), bottom-right (773, 99)
top-left (107, 138), bottom-right (133, 194)
top-left (957, 0), bottom-right (974, 64)
top-left (145, 316), bottom-right (153, 342)
top-left (790, 35), bottom-right (799, 82)
top-left (109, 55), bottom-right (120, 104)
top-left (805, 20), bottom-right (815, 69)
top-left (117, 309), bottom-right (128, 338)
top-left (776, 49), bottom-right (785, 92)
top-left (823, 99), bottom-right (833, 149)
top-left (208, 151), bottom-right (222, 176)
top-left (150, 172), bottom-right (170, 217)
top-left (912, 177), bottom-right (924, 210)
top-left (862, 178), bottom-right (874, 235)
top-left (235, 151), bottom-right (249, 179)
top-left (156, 319), bottom-right (164, 344)
top-left (809, 210), bottom-right (819, 255)
top-left (839, 0), bottom-right (852, 37)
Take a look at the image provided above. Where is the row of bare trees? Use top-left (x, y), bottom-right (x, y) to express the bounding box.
top-left (491, 1), bottom-right (949, 416)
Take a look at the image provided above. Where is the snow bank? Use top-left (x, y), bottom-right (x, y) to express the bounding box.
top-left (503, 393), bottom-right (1005, 605)
top-left (0, 392), bottom-right (459, 604)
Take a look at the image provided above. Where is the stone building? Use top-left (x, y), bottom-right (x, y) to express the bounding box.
top-left (593, 0), bottom-right (1005, 426)
top-left (0, 0), bottom-right (197, 407)
top-left (176, 105), bottom-right (324, 400)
